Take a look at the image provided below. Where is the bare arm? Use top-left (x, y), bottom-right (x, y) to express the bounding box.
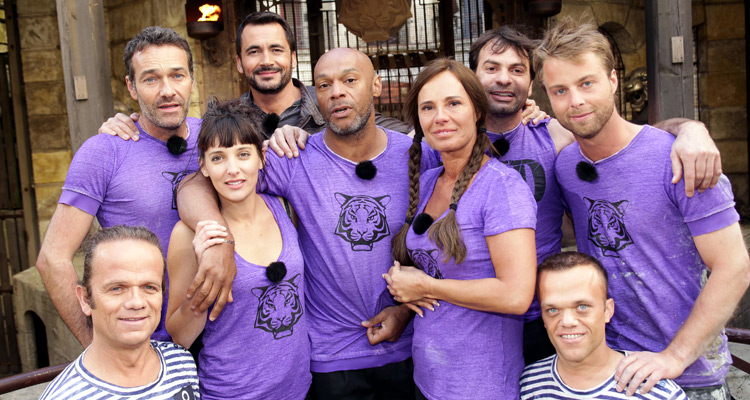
top-left (615, 222), bottom-right (750, 395)
top-left (386, 228), bottom-right (536, 314)
top-left (98, 113), bottom-right (140, 141)
top-left (176, 173), bottom-right (236, 320)
top-left (165, 221), bottom-right (207, 348)
top-left (36, 204), bottom-right (95, 346)
top-left (654, 118), bottom-right (722, 197)
top-left (547, 118), bottom-right (575, 155)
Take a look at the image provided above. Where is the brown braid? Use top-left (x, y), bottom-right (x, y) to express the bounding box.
top-left (391, 133), bottom-right (423, 265)
top-left (429, 131), bottom-right (490, 264)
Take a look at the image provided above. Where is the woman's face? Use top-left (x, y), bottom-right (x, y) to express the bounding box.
top-left (417, 71), bottom-right (479, 158)
top-left (200, 141), bottom-right (263, 204)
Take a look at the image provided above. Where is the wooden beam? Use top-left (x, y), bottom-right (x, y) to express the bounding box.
top-left (645, 0), bottom-right (695, 122)
top-left (55, 0), bottom-right (114, 152)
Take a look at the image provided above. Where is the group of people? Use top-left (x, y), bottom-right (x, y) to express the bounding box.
top-left (36, 10), bottom-right (748, 400)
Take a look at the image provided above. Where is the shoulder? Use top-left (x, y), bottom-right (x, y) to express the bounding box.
top-left (520, 354), bottom-right (556, 386)
top-left (153, 340), bottom-right (195, 363)
top-left (39, 355), bottom-right (86, 399)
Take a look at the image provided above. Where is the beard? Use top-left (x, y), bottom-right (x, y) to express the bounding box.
top-left (327, 99), bottom-right (373, 138)
top-left (559, 99), bottom-right (615, 140)
top-left (486, 84), bottom-right (528, 118)
top-left (248, 65), bottom-right (293, 95)
top-left (138, 97), bottom-right (188, 131)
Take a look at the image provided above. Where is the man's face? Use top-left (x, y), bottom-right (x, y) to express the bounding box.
top-left (236, 23), bottom-right (296, 95)
top-left (126, 45), bottom-right (192, 131)
top-left (542, 52), bottom-right (617, 139)
top-left (539, 265), bottom-right (614, 367)
top-left (77, 240), bottom-right (164, 350)
top-left (314, 49), bottom-right (382, 137)
top-left (475, 44), bottom-right (533, 118)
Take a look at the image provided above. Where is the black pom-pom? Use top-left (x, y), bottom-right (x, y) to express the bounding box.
top-left (576, 161), bottom-right (598, 182)
top-left (355, 160), bottom-right (377, 180)
top-left (262, 113), bottom-right (280, 137)
top-left (412, 213), bottom-right (434, 235)
top-left (167, 135), bottom-right (188, 155)
top-left (266, 261), bottom-right (287, 283)
top-left (493, 136), bottom-right (510, 156)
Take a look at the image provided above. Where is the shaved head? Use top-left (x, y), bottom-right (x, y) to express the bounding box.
top-left (314, 48), bottom-right (375, 82)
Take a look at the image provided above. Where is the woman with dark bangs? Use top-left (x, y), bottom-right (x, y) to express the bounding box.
top-left (166, 99), bottom-right (310, 399)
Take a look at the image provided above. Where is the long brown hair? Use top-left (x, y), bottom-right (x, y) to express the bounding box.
top-left (391, 58), bottom-right (490, 265)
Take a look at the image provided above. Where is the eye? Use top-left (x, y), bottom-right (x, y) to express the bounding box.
top-left (239, 151), bottom-right (252, 158)
top-left (546, 307), bottom-right (558, 315)
top-left (110, 286), bottom-right (123, 293)
top-left (582, 81), bottom-right (592, 88)
top-left (448, 100), bottom-right (461, 107)
top-left (144, 284), bottom-right (160, 292)
top-left (144, 77), bottom-right (156, 83)
top-left (420, 105), bottom-right (434, 112)
top-left (511, 67), bottom-right (525, 74)
top-left (211, 155), bottom-right (223, 162)
top-left (577, 304), bottom-right (589, 311)
top-left (173, 73), bottom-right (185, 80)
top-left (345, 77), bottom-right (356, 83)
top-left (554, 88), bottom-right (566, 96)
top-left (317, 82), bottom-right (330, 89)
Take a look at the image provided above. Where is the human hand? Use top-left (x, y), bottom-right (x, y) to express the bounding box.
top-left (521, 99), bottom-right (549, 125)
top-left (361, 304), bottom-right (412, 345)
top-left (670, 121), bottom-right (721, 197)
top-left (267, 125), bottom-right (310, 158)
top-left (614, 351), bottom-right (686, 396)
top-left (383, 261), bottom-right (431, 303)
top-left (98, 112), bottom-right (140, 140)
top-left (192, 220), bottom-right (229, 262)
top-left (187, 238), bottom-right (236, 321)
top-left (401, 298), bottom-right (439, 318)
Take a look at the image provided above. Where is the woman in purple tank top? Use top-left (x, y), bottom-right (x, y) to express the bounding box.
top-left (165, 99), bottom-right (310, 399)
top-left (388, 59), bottom-right (538, 399)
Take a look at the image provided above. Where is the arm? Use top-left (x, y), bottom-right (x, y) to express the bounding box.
top-left (386, 228), bottom-right (536, 314)
top-left (654, 118), bottom-right (722, 197)
top-left (98, 113), bottom-right (140, 141)
top-left (520, 99), bottom-right (550, 125)
top-left (175, 173), bottom-right (236, 320)
top-left (614, 222), bottom-right (750, 395)
top-left (165, 221), bottom-right (207, 348)
top-left (267, 125), bottom-right (311, 159)
top-left (361, 304), bottom-right (413, 345)
top-left (547, 119), bottom-right (575, 155)
top-left (36, 204), bottom-right (95, 346)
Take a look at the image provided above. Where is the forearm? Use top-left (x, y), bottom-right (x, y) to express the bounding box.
top-left (166, 300), bottom-right (206, 348)
top-left (653, 118), bottom-right (704, 137)
top-left (426, 277), bottom-right (532, 314)
top-left (176, 173), bottom-right (228, 233)
top-left (36, 254), bottom-right (92, 346)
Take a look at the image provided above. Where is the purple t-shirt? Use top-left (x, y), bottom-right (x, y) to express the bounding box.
top-left (488, 119), bottom-right (564, 321)
top-left (406, 158), bottom-right (537, 400)
top-left (198, 193), bottom-right (310, 399)
top-left (261, 127), bottom-right (439, 373)
top-left (59, 118), bottom-right (201, 341)
top-left (555, 125), bottom-right (738, 388)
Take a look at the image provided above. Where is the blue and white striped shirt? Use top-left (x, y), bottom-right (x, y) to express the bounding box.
top-left (520, 354), bottom-right (687, 400)
top-left (40, 340), bottom-right (200, 399)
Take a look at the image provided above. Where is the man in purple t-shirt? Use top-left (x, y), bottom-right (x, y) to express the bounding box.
top-left (534, 18), bottom-right (750, 399)
top-left (36, 27), bottom-right (201, 346)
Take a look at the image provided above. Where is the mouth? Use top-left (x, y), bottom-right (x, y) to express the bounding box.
top-left (330, 104), bottom-right (353, 118)
top-left (570, 112), bottom-right (593, 121)
top-left (157, 102), bottom-right (181, 112)
top-left (255, 67), bottom-right (281, 77)
top-left (226, 179), bottom-right (246, 188)
top-left (431, 129), bottom-right (455, 137)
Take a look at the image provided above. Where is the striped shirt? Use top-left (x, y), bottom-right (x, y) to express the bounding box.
top-left (520, 354), bottom-right (687, 400)
top-left (40, 340), bottom-right (200, 400)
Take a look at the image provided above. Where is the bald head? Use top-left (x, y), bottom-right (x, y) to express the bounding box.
top-left (314, 48), bottom-right (374, 82)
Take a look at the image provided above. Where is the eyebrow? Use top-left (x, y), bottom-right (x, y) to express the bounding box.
top-left (139, 66), bottom-right (187, 77)
top-left (245, 43), bottom-right (285, 51)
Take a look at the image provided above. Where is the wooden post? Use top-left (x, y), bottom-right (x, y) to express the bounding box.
top-left (645, 0), bottom-right (695, 123)
top-left (55, 0), bottom-right (114, 152)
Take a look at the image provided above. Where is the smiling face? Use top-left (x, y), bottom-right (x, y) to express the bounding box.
top-left (200, 142), bottom-right (264, 205)
top-left (475, 44), bottom-right (533, 119)
top-left (126, 45), bottom-right (193, 136)
top-left (542, 52), bottom-right (618, 139)
top-left (539, 264), bottom-right (614, 368)
top-left (314, 48), bottom-right (381, 138)
top-left (236, 23), bottom-right (297, 95)
top-left (417, 71), bottom-right (479, 158)
top-left (78, 240), bottom-right (164, 351)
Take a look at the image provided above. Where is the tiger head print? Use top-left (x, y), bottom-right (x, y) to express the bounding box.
top-left (409, 249), bottom-right (443, 279)
top-left (251, 273), bottom-right (303, 339)
top-left (334, 193), bottom-right (391, 251)
top-left (585, 197), bottom-right (634, 258)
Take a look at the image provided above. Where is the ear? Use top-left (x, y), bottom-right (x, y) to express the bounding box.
top-left (126, 76), bottom-right (138, 101)
top-left (200, 161), bottom-right (209, 178)
top-left (609, 69), bottom-right (618, 94)
top-left (236, 55), bottom-right (244, 75)
top-left (291, 51), bottom-right (298, 70)
top-left (372, 74), bottom-right (382, 98)
top-left (527, 80), bottom-right (534, 97)
top-left (604, 297), bottom-right (614, 323)
top-left (76, 286), bottom-right (93, 316)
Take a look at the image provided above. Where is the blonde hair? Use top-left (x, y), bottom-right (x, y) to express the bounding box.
top-left (533, 16), bottom-right (614, 86)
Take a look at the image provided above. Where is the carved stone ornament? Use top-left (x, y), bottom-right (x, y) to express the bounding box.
top-left (338, 0), bottom-right (413, 42)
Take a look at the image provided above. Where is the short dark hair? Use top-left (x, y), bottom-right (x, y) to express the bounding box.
top-left (235, 12), bottom-right (297, 56)
top-left (469, 25), bottom-right (539, 80)
top-left (538, 251), bottom-right (609, 298)
top-left (198, 97), bottom-right (266, 163)
top-left (123, 26), bottom-right (193, 84)
top-left (81, 226), bottom-right (164, 325)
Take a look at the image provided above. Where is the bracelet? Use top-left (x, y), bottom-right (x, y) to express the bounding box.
top-left (223, 239), bottom-right (235, 244)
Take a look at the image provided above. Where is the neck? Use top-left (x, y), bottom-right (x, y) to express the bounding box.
top-left (486, 111), bottom-right (522, 134)
top-left (83, 339), bottom-right (160, 387)
top-left (219, 191), bottom-right (263, 225)
top-left (323, 118), bottom-right (386, 162)
top-left (250, 81), bottom-right (301, 116)
top-left (577, 113), bottom-right (640, 162)
top-left (556, 347), bottom-right (624, 390)
top-left (139, 118), bottom-right (187, 142)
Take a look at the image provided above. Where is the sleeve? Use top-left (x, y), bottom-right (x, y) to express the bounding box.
top-left (374, 111), bottom-right (413, 134)
top-left (59, 135), bottom-right (117, 216)
top-left (419, 142), bottom-right (442, 172)
top-left (483, 164), bottom-right (537, 236)
top-left (664, 158), bottom-right (739, 237)
top-left (259, 148), bottom-right (297, 197)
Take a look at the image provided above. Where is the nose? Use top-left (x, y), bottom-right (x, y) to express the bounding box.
top-left (160, 78), bottom-right (176, 98)
top-left (260, 49), bottom-right (272, 65)
top-left (124, 288), bottom-right (146, 309)
top-left (434, 105), bottom-right (449, 124)
top-left (560, 309), bottom-right (578, 327)
top-left (329, 81), bottom-right (345, 99)
top-left (496, 68), bottom-right (511, 85)
top-left (226, 156), bottom-right (240, 175)
top-left (569, 88), bottom-right (585, 108)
